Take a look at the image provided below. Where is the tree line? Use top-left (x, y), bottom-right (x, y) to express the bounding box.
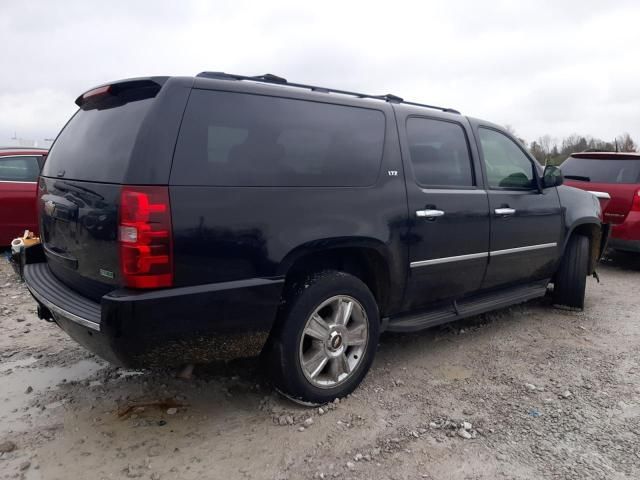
top-left (505, 126), bottom-right (637, 165)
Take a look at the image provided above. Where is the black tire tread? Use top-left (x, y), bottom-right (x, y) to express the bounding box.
top-left (553, 235), bottom-right (589, 309)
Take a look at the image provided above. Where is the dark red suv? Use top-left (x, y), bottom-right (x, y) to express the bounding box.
top-left (0, 147), bottom-right (47, 245)
top-left (561, 152), bottom-right (640, 252)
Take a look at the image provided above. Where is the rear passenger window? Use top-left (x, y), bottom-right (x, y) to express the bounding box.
top-left (171, 90), bottom-right (385, 187)
top-left (0, 156), bottom-right (40, 182)
top-left (406, 118), bottom-right (474, 187)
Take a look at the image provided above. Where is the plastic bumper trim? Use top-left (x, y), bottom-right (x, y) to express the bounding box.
top-left (26, 283), bottom-right (101, 332)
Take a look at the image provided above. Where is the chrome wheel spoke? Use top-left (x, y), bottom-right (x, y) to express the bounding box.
top-left (344, 324), bottom-right (367, 346)
top-left (304, 314), bottom-right (330, 341)
top-left (303, 348), bottom-right (329, 379)
top-left (330, 353), bottom-right (351, 381)
top-left (333, 298), bottom-right (354, 326)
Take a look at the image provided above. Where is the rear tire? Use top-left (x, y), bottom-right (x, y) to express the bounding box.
top-left (266, 271), bottom-right (380, 405)
top-left (553, 235), bottom-right (590, 310)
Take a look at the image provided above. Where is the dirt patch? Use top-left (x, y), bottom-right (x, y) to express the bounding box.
top-left (1, 251), bottom-right (639, 479)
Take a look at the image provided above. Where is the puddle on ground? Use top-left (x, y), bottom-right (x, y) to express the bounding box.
top-left (0, 358), bottom-right (105, 433)
top-left (435, 365), bottom-right (473, 381)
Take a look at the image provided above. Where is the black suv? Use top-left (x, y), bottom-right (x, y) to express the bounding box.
top-left (23, 72), bottom-right (607, 404)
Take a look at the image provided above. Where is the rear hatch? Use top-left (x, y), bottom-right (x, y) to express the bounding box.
top-left (39, 78), bottom-right (177, 301)
top-left (560, 153), bottom-right (640, 224)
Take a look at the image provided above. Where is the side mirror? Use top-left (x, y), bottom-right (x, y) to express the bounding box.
top-left (542, 165), bottom-right (563, 188)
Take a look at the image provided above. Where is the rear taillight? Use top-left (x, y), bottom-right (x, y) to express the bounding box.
top-left (632, 189), bottom-right (640, 212)
top-left (119, 186), bottom-right (173, 288)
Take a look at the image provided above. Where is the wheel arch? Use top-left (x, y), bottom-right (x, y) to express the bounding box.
top-left (277, 238), bottom-right (396, 317)
top-left (557, 184), bottom-right (607, 275)
top-left (563, 220), bottom-right (603, 274)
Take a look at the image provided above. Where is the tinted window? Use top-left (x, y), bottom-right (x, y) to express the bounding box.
top-left (0, 156), bottom-right (40, 182)
top-left (171, 90), bottom-right (385, 186)
top-left (560, 157), bottom-right (640, 184)
top-left (42, 97), bottom-right (155, 183)
top-left (479, 128), bottom-right (535, 189)
top-left (406, 117), bottom-right (474, 187)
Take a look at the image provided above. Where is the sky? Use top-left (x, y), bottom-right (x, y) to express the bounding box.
top-left (2, 0), bottom-right (640, 148)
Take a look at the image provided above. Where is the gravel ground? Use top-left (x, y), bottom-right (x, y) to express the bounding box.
top-left (1, 250), bottom-right (639, 480)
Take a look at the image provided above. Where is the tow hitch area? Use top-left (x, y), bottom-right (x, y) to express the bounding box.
top-left (9, 230), bottom-right (45, 279)
top-left (37, 303), bottom-right (54, 322)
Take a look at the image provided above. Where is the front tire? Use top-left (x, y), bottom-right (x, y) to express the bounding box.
top-left (553, 235), bottom-right (590, 310)
top-left (266, 271), bottom-right (380, 405)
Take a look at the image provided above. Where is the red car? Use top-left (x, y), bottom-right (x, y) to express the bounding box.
top-left (561, 152), bottom-right (640, 253)
top-left (0, 147), bottom-right (48, 245)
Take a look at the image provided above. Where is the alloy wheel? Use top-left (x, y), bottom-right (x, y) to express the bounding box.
top-left (298, 295), bottom-right (369, 388)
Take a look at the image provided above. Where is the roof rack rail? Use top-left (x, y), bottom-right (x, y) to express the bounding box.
top-left (196, 71), bottom-right (460, 114)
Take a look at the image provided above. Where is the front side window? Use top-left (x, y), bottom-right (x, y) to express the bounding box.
top-left (172, 90), bottom-right (386, 187)
top-left (0, 156), bottom-right (41, 182)
top-left (479, 128), bottom-right (536, 189)
top-left (406, 117), bottom-right (474, 187)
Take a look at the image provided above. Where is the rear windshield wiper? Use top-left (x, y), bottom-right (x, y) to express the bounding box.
top-left (563, 175), bottom-right (591, 182)
top-left (53, 180), bottom-right (105, 200)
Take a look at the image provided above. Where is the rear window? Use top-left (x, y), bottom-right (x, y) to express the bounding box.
top-left (561, 157), bottom-right (640, 184)
top-left (0, 156), bottom-right (41, 182)
top-left (171, 90), bottom-right (385, 187)
top-left (42, 97), bottom-right (155, 183)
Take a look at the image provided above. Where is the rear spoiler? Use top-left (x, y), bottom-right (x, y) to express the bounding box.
top-left (75, 77), bottom-right (168, 109)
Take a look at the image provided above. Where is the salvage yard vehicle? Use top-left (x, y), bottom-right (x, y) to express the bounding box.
top-left (22, 72), bottom-right (607, 404)
top-left (561, 152), bottom-right (640, 253)
top-left (0, 147), bottom-right (47, 245)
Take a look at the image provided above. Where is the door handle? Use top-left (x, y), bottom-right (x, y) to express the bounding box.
top-left (494, 208), bottom-right (516, 216)
top-left (416, 209), bottom-right (445, 218)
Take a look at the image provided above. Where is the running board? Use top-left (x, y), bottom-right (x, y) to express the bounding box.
top-left (386, 282), bottom-right (548, 333)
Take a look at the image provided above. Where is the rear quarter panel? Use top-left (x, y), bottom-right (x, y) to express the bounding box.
top-left (170, 103), bottom-right (409, 312)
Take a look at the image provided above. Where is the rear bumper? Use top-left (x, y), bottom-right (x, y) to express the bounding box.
top-left (608, 238), bottom-right (640, 253)
top-left (610, 212), bottom-right (640, 252)
top-left (24, 263), bottom-right (284, 367)
top-left (24, 261), bottom-right (102, 330)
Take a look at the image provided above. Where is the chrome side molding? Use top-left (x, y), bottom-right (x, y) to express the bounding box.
top-left (410, 252), bottom-right (488, 268)
top-left (410, 242), bottom-right (558, 268)
top-left (490, 242), bottom-right (557, 257)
